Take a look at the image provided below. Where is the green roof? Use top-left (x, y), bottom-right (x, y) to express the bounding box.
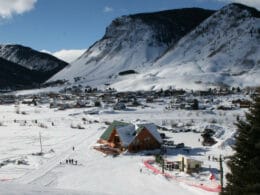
top-left (100, 120), bottom-right (130, 141)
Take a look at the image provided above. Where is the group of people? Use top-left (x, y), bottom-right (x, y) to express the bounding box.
top-left (60, 146), bottom-right (78, 165)
top-left (65, 158), bottom-right (77, 165)
top-left (208, 155), bottom-right (220, 162)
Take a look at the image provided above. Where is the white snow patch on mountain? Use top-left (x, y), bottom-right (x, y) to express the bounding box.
top-left (41, 49), bottom-right (86, 63)
top-left (49, 16), bottom-right (168, 86)
top-left (108, 4), bottom-right (260, 91)
top-left (219, 0), bottom-right (260, 9)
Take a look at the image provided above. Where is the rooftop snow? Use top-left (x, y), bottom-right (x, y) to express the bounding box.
top-left (116, 124), bottom-right (136, 147)
top-left (138, 123), bottom-right (162, 143)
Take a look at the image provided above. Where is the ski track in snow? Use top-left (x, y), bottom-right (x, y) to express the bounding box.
top-left (14, 130), bottom-right (99, 184)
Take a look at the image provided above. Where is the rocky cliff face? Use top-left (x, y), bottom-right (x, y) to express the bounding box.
top-left (50, 8), bottom-right (214, 85)
top-left (51, 3), bottom-right (260, 91)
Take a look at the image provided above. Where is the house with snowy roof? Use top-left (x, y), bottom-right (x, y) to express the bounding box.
top-left (98, 121), bottom-right (162, 153)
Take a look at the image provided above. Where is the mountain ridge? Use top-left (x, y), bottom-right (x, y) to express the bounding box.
top-left (41, 4), bottom-right (260, 90)
top-left (50, 7), bottom-right (215, 86)
top-left (0, 44), bottom-right (69, 89)
top-left (0, 44), bottom-right (68, 75)
top-left (144, 3), bottom-right (260, 90)
top-left (50, 3), bottom-right (260, 90)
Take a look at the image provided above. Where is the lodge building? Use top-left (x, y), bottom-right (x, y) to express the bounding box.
top-left (98, 121), bottom-right (162, 153)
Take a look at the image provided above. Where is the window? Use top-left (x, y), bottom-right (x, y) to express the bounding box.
top-left (144, 137), bottom-right (151, 142)
top-left (114, 136), bottom-right (120, 143)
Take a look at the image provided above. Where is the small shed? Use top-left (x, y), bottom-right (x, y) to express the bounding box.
top-left (178, 156), bottom-right (203, 173)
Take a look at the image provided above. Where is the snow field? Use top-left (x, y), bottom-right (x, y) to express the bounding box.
top-left (0, 98), bottom-right (243, 194)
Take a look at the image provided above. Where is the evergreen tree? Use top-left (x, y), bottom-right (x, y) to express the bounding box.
top-left (222, 95), bottom-right (260, 195)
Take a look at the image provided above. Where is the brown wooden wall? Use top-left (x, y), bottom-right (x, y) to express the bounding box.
top-left (107, 129), bottom-right (122, 148)
top-left (128, 128), bottom-right (161, 153)
top-left (98, 129), bottom-right (120, 148)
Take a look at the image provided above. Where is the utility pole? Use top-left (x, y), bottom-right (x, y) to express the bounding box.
top-left (181, 156), bottom-right (184, 172)
top-left (160, 145), bottom-right (164, 174)
top-left (219, 154), bottom-right (224, 192)
top-left (39, 132), bottom-right (43, 154)
top-left (162, 156), bottom-right (164, 174)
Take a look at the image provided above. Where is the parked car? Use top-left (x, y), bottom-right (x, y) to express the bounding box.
top-left (176, 143), bottom-right (185, 148)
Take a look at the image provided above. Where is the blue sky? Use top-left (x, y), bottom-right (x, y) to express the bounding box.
top-left (0, 0), bottom-right (259, 54)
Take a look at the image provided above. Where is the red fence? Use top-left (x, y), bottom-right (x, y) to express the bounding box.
top-left (143, 159), bottom-right (221, 193)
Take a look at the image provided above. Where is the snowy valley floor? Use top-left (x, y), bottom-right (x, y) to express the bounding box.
top-left (0, 100), bottom-right (244, 195)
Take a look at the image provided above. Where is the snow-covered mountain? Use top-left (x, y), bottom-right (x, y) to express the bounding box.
top-left (50, 3), bottom-right (260, 91)
top-left (50, 8), bottom-right (214, 86)
top-left (145, 3), bottom-right (260, 90)
top-left (0, 44), bottom-right (68, 74)
top-left (0, 44), bottom-right (68, 89)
